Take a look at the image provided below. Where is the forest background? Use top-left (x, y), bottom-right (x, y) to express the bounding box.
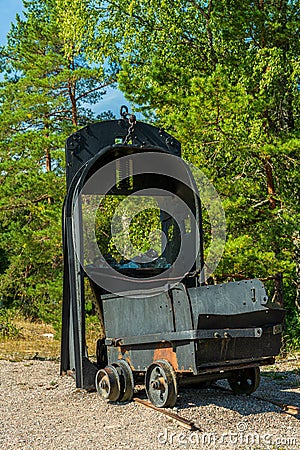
top-left (0, 0), bottom-right (299, 350)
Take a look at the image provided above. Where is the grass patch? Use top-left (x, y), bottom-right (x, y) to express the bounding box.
top-left (0, 313), bottom-right (103, 361)
top-left (0, 316), bottom-right (60, 361)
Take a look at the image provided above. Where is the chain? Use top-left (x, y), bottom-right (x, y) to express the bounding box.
top-left (120, 105), bottom-right (136, 144)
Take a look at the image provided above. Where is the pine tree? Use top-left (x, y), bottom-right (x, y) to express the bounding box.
top-left (0, 0), bottom-right (115, 322)
top-left (88, 0), bottom-right (300, 332)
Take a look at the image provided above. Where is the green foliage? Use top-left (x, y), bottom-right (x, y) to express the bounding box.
top-left (86, 0), bottom-right (300, 331)
top-left (0, 309), bottom-right (21, 338)
top-left (94, 195), bottom-right (163, 261)
top-left (0, 0), bottom-right (115, 322)
top-left (284, 312), bottom-right (300, 352)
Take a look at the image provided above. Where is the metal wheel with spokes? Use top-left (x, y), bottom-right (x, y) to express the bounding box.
top-left (95, 365), bottom-right (121, 401)
top-left (228, 367), bottom-right (260, 395)
top-left (112, 360), bottom-right (134, 402)
top-left (145, 359), bottom-right (177, 408)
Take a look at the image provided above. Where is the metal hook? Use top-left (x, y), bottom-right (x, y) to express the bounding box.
top-left (120, 105), bottom-right (129, 119)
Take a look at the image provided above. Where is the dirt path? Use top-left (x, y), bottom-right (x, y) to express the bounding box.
top-left (0, 359), bottom-right (299, 449)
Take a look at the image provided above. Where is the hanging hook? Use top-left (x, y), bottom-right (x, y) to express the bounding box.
top-left (120, 105), bottom-right (129, 119)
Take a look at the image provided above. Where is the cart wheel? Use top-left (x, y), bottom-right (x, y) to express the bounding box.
top-left (95, 365), bottom-right (121, 401)
top-left (112, 360), bottom-right (134, 402)
top-left (145, 360), bottom-right (177, 407)
top-left (228, 367), bottom-right (260, 395)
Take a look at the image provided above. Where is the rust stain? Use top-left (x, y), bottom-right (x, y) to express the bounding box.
top-left (153, 343), bottom-right (178, 371)
top-left (117, 346), bottom-right (134, 370)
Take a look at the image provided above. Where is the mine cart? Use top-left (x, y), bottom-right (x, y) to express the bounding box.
top-left (61, 107), bottom-right (285, 407)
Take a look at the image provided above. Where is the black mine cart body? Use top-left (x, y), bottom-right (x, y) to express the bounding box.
top-left (61, 112), bottom-right (285, 407)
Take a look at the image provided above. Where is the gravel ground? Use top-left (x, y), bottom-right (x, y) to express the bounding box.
top-left (0, 359), bottom-right (299, 450)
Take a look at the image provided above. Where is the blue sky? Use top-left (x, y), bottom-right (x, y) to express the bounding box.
top-left (0, 0), bottom-right (23, 45)
top-left (0, 0), bottom-right (130, 118)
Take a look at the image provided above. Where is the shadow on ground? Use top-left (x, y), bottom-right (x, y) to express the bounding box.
top-left (173, 368), bottom-right (299, 419)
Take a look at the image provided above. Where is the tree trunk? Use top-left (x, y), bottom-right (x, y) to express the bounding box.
top-left (264, 158), bottom-right (276, 210)
top-left (44, 119), bottom-right (53, 204)
top-left (69, 79), bottom-right (78, 127)
top-left (68, 58), bottom-right (78, 127)
top-left (45, 148), bottom-right (51, 173)
top-left (273, 272), bottom-right (284, 307)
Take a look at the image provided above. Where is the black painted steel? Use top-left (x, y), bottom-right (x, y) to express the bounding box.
top-left (65, 120), bottom-right (181, 187)
top-left (61, 113), bottom-right (285, 404)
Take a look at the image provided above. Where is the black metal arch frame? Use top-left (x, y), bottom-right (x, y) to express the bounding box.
top-left (60, 118), bottom-right (204, 388)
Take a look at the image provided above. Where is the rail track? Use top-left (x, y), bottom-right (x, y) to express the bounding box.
top-left (134, 380), bottom-right (299, 431)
